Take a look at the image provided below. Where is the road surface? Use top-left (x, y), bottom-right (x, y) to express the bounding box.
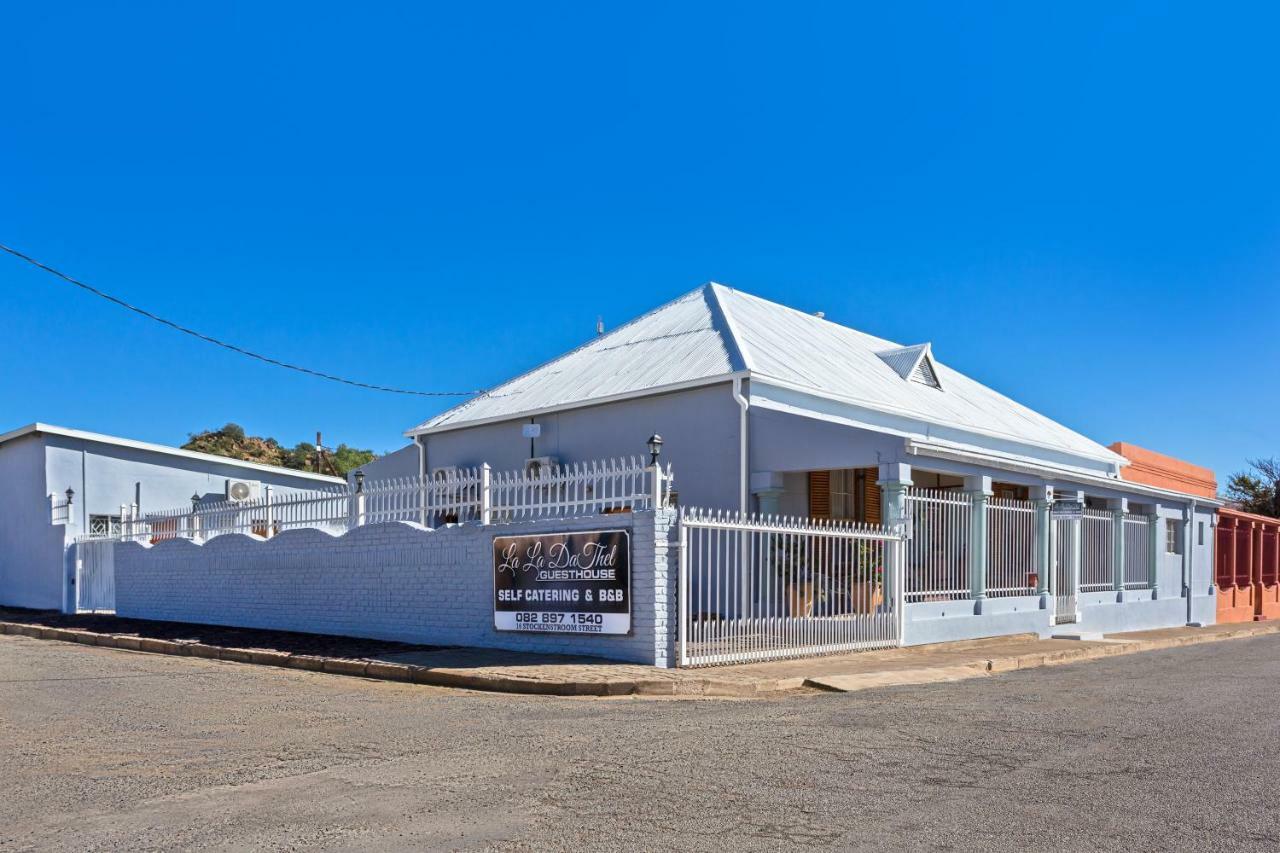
top-left (2, 633), bottom-right (1278, 851)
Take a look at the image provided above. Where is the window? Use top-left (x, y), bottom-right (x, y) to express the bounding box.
top-left (1198, 521), bottom-right (1204, 546)
top-left (809, 468), bottom-right (881, 524)
top-left (830, 469), bottom-right (852, 519)
top-left (1166, 519), bottom-right (1182, 555)
top-left (88, 515), bottom-right (121, 536)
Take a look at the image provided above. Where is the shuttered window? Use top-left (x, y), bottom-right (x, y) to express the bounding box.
top-left (808, 471), bottom-right (831, 518)
top-left (864, 471), bottom-right (881, 524)
top-left (810, 468), bottom-right (880, 523)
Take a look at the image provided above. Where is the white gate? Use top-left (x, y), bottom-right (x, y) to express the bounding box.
top-left (678, 509), bottom-right (906, 667)
top-left (75, 538), bottom-right (116, 613)
top-left (1052, 517), bottom-right (1077, 624)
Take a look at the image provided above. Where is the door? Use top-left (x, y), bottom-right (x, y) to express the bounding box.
top-left (75, 539), bottom-right (116, 614)
top-left (1052, 517), bottom-right (1077, 624)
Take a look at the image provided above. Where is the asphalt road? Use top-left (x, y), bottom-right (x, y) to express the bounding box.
top-left (2, 634), bottom-right (1279, 852)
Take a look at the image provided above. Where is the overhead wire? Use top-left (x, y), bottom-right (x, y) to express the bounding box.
top-left (0, 242), bottom-right (486, 398)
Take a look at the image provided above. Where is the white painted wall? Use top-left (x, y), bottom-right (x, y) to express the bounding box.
top-left (115, 510), bottom-right (678, 666)
top-left (1, 431), bottom-right (346, 611)
top-left (422, 383), bottom-right (742, 511)
top-left (345, 444), bottom-right (420, 485)
top-left (0, 434), bottom-right (67, 609)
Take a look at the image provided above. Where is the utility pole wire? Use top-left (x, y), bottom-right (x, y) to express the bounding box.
top-left (0, 242), bottom-right (486, 398)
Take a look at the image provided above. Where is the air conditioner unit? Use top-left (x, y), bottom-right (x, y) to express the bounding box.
top-left (225, 479), bottom-right (260, 503)
top-left (430, 466), bottom-right (461, 481)
top-left (524, 456), bottom-right (559, 478)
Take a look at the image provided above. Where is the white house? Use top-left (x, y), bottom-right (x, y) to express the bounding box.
top-left (405, 283), bottom-right (1219, 641)
top-left (0, 423), bottom-right (344, 612)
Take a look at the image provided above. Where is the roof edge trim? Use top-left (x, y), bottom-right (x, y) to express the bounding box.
top-left (905, 439), bottom-right (1222, 505)
top-left (406, 371), bottom-right (750, 437)
top-left (0, 423), bottom-right (346, 483)
top-left (749, 376), bottom-right (1127, 466)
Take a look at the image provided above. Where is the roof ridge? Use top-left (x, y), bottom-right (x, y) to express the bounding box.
top-left (704, 282), bottom-right (751, 373)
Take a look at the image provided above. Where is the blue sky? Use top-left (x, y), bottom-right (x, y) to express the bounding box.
top-left (2, 2), bottom-right (1277, 485)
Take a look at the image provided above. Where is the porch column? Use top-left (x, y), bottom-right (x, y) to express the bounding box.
top-left (1108, 497), bottom-right (1128, 602)
top-left (1148, 502), bottom-right (1163, 599)
top-left (1030, 484), bottom-right (1053, 607)
top-left (750, 472), bottom-right (785, 518)
top-left (877, 462), bottom-right (913, 616)
top-left (965, 475), bottom-right (993, 614)
top-left (1254, 521), bottom-right (1264, 595)
top-left (1061, 489), bottom-right (1084, 620)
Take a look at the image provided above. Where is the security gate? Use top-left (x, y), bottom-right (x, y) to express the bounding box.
top-left (1052, 517), bottom-right (1078, 624)
top-left (75, 538), bottom-right (116, 613)
top-left (678, 508), bottom-right (906, 667)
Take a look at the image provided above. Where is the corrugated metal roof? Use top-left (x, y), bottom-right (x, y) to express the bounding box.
top-left (716, 286), bottom-right (1120, 463)
top-left (408, 282), bottom-right (1124, 467)
top-left (409, 287), bottom-right (743, 432)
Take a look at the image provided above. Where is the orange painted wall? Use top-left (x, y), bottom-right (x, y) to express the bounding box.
top-left (1108, 442), bottom-right (1217, 499)
top-left (1217, 508), bottom-right (1280, 622)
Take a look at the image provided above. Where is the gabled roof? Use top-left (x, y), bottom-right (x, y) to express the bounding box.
top-left (0, 423), bottom-right (346, 484)
top-left (408, 283), bottom-right (1125, 469)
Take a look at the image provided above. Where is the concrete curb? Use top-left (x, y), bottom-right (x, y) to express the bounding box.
top-left (0, 620), bottom-right (755, 697)
top-left (4, 619), bottom-right (1280, 698)
top-left (804, 621), bottom-right (1280, 693)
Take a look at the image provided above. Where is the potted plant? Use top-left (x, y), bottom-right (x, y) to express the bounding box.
top-left (774, 538), bottom-right (815, 617)
top-left (850, 542), bottom-right (885, 614)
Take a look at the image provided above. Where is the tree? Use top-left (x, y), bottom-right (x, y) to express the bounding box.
top-left (182, 424), bottom-right (377, 476)
top-left (1225, 457), bottom-right (1280, 518)
top-left (330, 443), bottom-right (377, 475)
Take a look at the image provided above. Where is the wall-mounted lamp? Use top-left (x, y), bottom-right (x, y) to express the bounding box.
top-left (647, 434), bottom-right (663, 466)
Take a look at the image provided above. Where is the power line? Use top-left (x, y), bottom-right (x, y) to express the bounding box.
top-left (0, 242), bottom-right (485, 398)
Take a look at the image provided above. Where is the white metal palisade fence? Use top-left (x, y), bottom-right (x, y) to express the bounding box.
top-left (1122, 513), bottom-right (1153, 590)
top-left (678, 509), bottom-right (906, 667)
top-left (95, 457), bottom-right (672, 544)
top-left (1077, 508), bottom-right (1156, 593)
top-left (903, 487), bottom-right (971, 602)
top-left (986, 496), bottom-right (1039, 597)
top-left (1080, 508), bottom-right (1115, 592)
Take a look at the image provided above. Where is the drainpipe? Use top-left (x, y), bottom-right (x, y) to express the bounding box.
top-left (732, 377), bottom-right (748, 514)
top-left (1185, 499), bottom-right (1197, 625)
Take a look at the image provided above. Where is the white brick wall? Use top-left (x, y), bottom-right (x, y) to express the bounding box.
top-left (114, 509), bottom-right (678, 666)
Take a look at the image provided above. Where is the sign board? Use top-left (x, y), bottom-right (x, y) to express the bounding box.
top-left (521, 423), bottom-right (541, 439)
top-left (493, 529), bottom-right (631, 635)
top-left (1051, 500), bottom-right (1084, 521)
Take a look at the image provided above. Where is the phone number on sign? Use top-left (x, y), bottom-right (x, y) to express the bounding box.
top-left (513, 612), bottom-right (603, 628)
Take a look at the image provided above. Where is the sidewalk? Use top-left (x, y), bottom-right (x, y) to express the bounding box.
top-left (2, 608), bottom-right (1278, 697)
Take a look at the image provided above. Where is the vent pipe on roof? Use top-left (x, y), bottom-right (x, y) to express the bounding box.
top-left (813, 311), bottom-right (825, 319)
top-left (596, 316), bottom-right (604, 336)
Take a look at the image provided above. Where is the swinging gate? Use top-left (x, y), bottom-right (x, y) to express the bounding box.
top-left (677, 509), bottom-right (906, 667)
top-left (74, 537), bottom-right (117, 613)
